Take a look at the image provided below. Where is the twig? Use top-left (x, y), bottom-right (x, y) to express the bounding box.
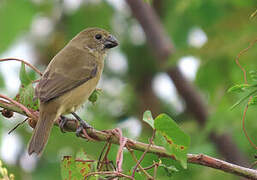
top-left (127, 147), bottom-right (153, 180)
top-left (98, 141), bottom-right (112, 171)
top-left (153, 162), bottom-right (158, 179)
top-left (1, 101), bottom-right (257, 179)
top-left (8, 118), bottom-right (28, 134)
top-left (0, 94), bottom-right (36, 119)
top-left (113, 128), bottom-right (127, 173)
top-left (0, 58), bottom-right (42, 76)
top-left (84, 171), bottom-right (134, 180)
top-left (75, 159), bottom-right (95, 163)
top-left (188, 154), bottom-right (257, 180)
top-left (132, 129), bottom-right (156, 177)
top-left (234, 38), bottom-right (257, 149)
top-left (136, 164), bottom-right (155, 172)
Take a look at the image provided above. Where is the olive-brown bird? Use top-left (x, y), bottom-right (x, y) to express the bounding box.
top-left (28, 28), bottom-right (118, 155)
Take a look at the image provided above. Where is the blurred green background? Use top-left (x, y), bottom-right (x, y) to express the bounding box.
top-left (0, 0), bottom-right (257, 179)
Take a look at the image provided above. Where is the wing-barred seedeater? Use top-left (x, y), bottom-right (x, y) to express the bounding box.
top-left (28, 28), bottom-right (118, 155)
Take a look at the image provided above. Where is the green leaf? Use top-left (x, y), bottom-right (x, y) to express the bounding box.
top-left (19, 62), bottom-right (32, 86)
top-left (227, 84), bottom-right (250, 93)
top-left (248, 96), bottom-right (257, 106)
top-left (159, 163), bottom-right (178, 176)
top-left (61, 155), bottom-right (93, 180)
top-left (88, 89), bottom-right (101, 104)
top-left (154, 114), bottom-right (190, 169)
top-left (142, 110), bottom-right (154, 129)
top-left (18, 84), bottom-right (39, 110)
top-left (230, 89), bottom-right (257, 110)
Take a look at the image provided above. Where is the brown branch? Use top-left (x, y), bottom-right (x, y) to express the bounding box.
top-left (126, 0), bottom-right (174, 61)
top-left (188, 154), bottom-right (257, 179)
top-left (0, 94), bottom-right (37, 119)
top-left (1, 101), bottom-right (257, 179)
top-left (0, 58), bottom-right (42, 76)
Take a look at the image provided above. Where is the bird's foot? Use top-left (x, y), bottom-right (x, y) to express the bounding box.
top-left (59, 116), bottom-right (69, 133)
top-left (75, 120), bottom-right (92, 137)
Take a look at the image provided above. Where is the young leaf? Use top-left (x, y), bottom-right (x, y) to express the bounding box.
top-left (18, 84), bottom-right (39, 110)
top-left (227, 84), bottom-right (250, 93)
top-left (154, 114), bottom-right (190, 169)
top-left (88, 89), bottom-right (101, 104)
top-left (159, 163), bottom-right (178, 176)
top-left (143, 110), bottom-right (154, 129)
top-left (230, 89), bottom-right (257, 110)
top-left (19, 62), bottom-right (32, 86)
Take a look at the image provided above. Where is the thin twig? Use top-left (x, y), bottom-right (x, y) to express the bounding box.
top-left (98, 141), bottom-right (112, 171)
top-left (0, 94), bottom-right (36, 119)
top-left (112, 128), bottom-right (127, 173)
top-left (97, 141), bottom-right (109, 170)
top-left (8, 118), bottom-right (28, 134)
top-left (0, 58), bottom-right (42, 76)
top-left (84, 171), bottom-right (134, 180)
top-left (153, 162), bottom-right (158, 179)
top-left (75, 159), bottom-right (95, 163)
top-left (234, 38), bottom-right (257, 84)
top-left (127, 147), bottom-right (153, 180)
top-left (136, 163), bottom-right (156, 172)
top-left (132, 129), bottom-right (156, 177)
top-left (234, 38), bottom-right (257, 150)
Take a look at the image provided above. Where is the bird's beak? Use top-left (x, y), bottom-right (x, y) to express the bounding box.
top-left (104, 35), bottom-right (118, 49)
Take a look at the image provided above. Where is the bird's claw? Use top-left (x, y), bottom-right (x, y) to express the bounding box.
top-left (59, 116), bottom-right (69, 133)
top-left (75, 120), bottom-right (92, 137)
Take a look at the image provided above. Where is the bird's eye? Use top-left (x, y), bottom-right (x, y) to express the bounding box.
top-left (95, 34), bottom-right (102, 40)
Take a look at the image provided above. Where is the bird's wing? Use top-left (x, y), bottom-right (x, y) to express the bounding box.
top-left (35, 49), bottom-right (98, 103)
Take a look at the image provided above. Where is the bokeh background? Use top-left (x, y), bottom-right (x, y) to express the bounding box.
top-left (0, 0), bottom-right (257, 179)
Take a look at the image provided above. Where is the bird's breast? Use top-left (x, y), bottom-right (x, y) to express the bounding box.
top-left (57, 63), bottom-right (103, 114)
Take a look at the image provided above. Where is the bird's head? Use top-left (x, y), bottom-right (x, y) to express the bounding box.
top-left (71, 27), bottom-right (118, 54)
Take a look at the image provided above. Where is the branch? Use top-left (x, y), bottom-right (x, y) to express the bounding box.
top-left (1, 101), bottom-right (257, 179)
top-left (0, 58), bottom-right (42, 76)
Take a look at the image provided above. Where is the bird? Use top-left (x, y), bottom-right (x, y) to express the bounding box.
top-left (28, 27), bottom-right (118, 155)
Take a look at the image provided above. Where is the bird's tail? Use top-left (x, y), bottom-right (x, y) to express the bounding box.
top-left (28, 105), bottom-right (58, 155)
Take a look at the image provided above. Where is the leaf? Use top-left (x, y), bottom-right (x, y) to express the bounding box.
top-left (88, 89), bottom-right (101, 104)
top-left (154, 114), bottom-right (190, 169)
top-left (19, 62), bottom-right (32, 86)
top-left (142, 110), bottom-right (154, 129)
top-left (159, 163), bottom-right (178, 177)
top-left (18, 84), bottom-right (39, 110)
top-left (61, 155), bottom-right (93, 180)
top-left (230, 89), bottom-right (257, 110)
top-left (227, 84), bottom-right (250, 93)
top-left (250, 9), bottom-right (257, 19)
top-left (248, 96), bottom-right (257, 106)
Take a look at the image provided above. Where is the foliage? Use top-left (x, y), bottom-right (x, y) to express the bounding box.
top-left (15, 63), bottom-right (39, 110)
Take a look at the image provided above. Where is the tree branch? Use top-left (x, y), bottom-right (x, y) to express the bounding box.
top-left (1, 100), bottom-right (257, 179)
